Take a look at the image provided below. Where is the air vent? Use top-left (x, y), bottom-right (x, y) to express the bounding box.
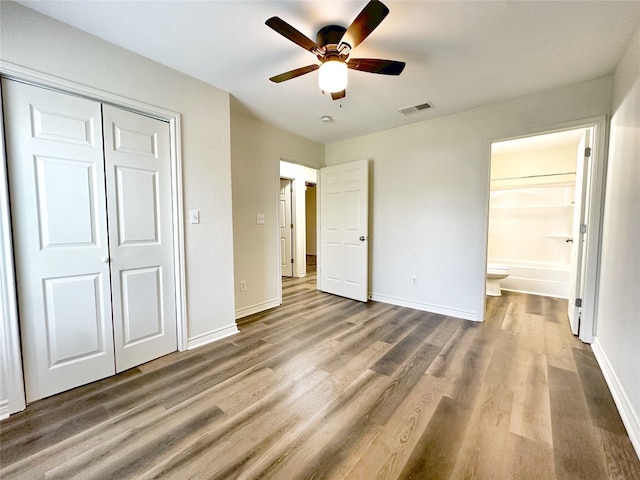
top-left (398, 101), bottom-right (433, 116)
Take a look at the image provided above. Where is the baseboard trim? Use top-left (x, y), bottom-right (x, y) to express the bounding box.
top-left (592, 338), bottom-right (640, 459)
top-left (187, 324), bottom-right (239, 350)
top-left (235, 298), bottom-right (281, 320)
top-left (369, 293), bottom-right (479, 322)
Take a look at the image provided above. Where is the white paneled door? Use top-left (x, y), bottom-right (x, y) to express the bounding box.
top-left (568, 129), bottom-right (592, 335)
top-left (319, 159), bottom-right (369, 302)
top-left (280, 178), bottom-right (293, 277)
top-left (102, 105), bottom-right (177, 372)
top-left (3, 80), bottom-right (176, 401)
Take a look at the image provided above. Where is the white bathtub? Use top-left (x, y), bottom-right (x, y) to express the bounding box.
top-left (488, 258), bottom-right (570, 298)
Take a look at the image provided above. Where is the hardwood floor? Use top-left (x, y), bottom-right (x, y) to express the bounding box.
top-left (2, 266), bottom-right (639, 479)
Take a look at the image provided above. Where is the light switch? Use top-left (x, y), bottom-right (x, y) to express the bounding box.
top-left (256, 213), bottom-right (265, 224)
top-left (189, 209), bottom-right (200, 224)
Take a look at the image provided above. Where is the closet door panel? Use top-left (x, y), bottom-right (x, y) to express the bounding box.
top-left (115, 166), bottom-right (159, 244)
top-left (2, 79), bottom-right (115, 402)
top-left (102, 105), bottom-right (177, 372)
top-left (35, 156), bottom-right (98, 247)
top-left (43, 274), bottom-right (108, 364)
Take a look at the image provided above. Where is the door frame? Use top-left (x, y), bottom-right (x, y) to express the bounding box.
top-left (277, 160), bottom-right (319, 304)
top-left (0, 81), bottom-right (26, 418)
top-left (0, 61), bottom-right (187, 415)
top-left (279, 177), bottom-right (294, 278)
top-left (484, 115), bottom-right (608, 343)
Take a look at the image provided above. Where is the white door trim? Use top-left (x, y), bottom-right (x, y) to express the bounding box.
top-left (0, 82), bottom-right (26, 418)
top-left (0, 61), bottom-right (188, 413)
top-left (484, 115), bottom-right (608, 344)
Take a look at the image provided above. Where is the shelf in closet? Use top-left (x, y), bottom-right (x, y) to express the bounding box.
top-left (489, 203), bottom-right (573, 210)
top-left (544, 234), bottom-right (573, 239)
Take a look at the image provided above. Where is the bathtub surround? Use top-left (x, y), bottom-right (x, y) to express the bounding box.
top-left (488, 136), bottom-right (582, 299)
top-left (488, 171), bottom-right (577, 298)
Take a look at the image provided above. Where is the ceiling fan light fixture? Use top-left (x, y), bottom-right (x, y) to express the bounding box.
top-left (266, 1), bottom-right (402, 100)
top-left (318, 60), bottom-right (348, 93)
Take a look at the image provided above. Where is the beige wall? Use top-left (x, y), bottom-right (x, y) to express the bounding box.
top-left (491, 144), bottom-right (578, 188)
top-left (0, 2), bottom-right (236, 346)
top-left (230, 111), bottom-right (323, 318)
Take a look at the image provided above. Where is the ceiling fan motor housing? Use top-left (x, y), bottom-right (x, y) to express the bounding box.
top-left (316, 25), bottom-right (350, 58)
top-left (317, 25), bottom-right (347, 47)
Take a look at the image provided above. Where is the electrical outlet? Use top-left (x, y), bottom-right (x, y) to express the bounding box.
top-left (256, 213), bottom-right (265, 224)
top-left (411, 275), bottom-right (419, 286)
top-left (240, 280), bottom-right (246, 291)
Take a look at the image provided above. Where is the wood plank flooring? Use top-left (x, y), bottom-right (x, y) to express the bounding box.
top-left (2, 264), bottom-right (639, 479)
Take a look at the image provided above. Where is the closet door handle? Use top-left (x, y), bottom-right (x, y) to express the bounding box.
top-left (101, 256), bottom-right (110, 263)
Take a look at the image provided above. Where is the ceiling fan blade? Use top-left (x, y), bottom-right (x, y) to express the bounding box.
top-left (340, 0), bottom-right (389, 50)
top-left (347, 58), bottom-right (405, 75)
top-left (269, 64), bottom-right (319, 83)
top-left (266, 17), bottom-right (321, 54)
top-left (331, 90), bottom-right (346, 101)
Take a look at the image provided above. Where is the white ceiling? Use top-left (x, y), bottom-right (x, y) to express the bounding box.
top-left (16, 0), bottom-right (640, 145)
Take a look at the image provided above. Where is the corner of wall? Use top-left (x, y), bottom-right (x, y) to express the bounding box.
top-left (591, 339), bottom-right (640, 458)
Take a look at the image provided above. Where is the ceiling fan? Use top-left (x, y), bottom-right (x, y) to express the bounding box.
top-left (266, 0), bottom-right (405, 100)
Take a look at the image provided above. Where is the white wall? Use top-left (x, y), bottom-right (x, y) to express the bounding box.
top-left (592, 24), bottom-right (640, 456)
top-left (0, 3), bottom-right (236, 352)
top-left (280, 161), bottom-right (318, 277)
top-left (326, 77), bottom-right (612, 321)
top-left (231, 111), bottom-right (323, 319)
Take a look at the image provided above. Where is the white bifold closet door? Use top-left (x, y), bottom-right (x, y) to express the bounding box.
top-left (102, 104), bottom-right (177, 373)
top-left (3, 79), bottom-right (177, 402)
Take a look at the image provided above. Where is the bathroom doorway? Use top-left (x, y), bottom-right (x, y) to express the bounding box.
top-left (487, 119), bottom-right (607, 342)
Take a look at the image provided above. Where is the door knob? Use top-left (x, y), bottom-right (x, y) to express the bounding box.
top-left (101, 256), bottom-right (110, 263)
top-left (359, 236), bottom-right (366, 242)
top-left (565, 238), bottom-right (573, 243)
